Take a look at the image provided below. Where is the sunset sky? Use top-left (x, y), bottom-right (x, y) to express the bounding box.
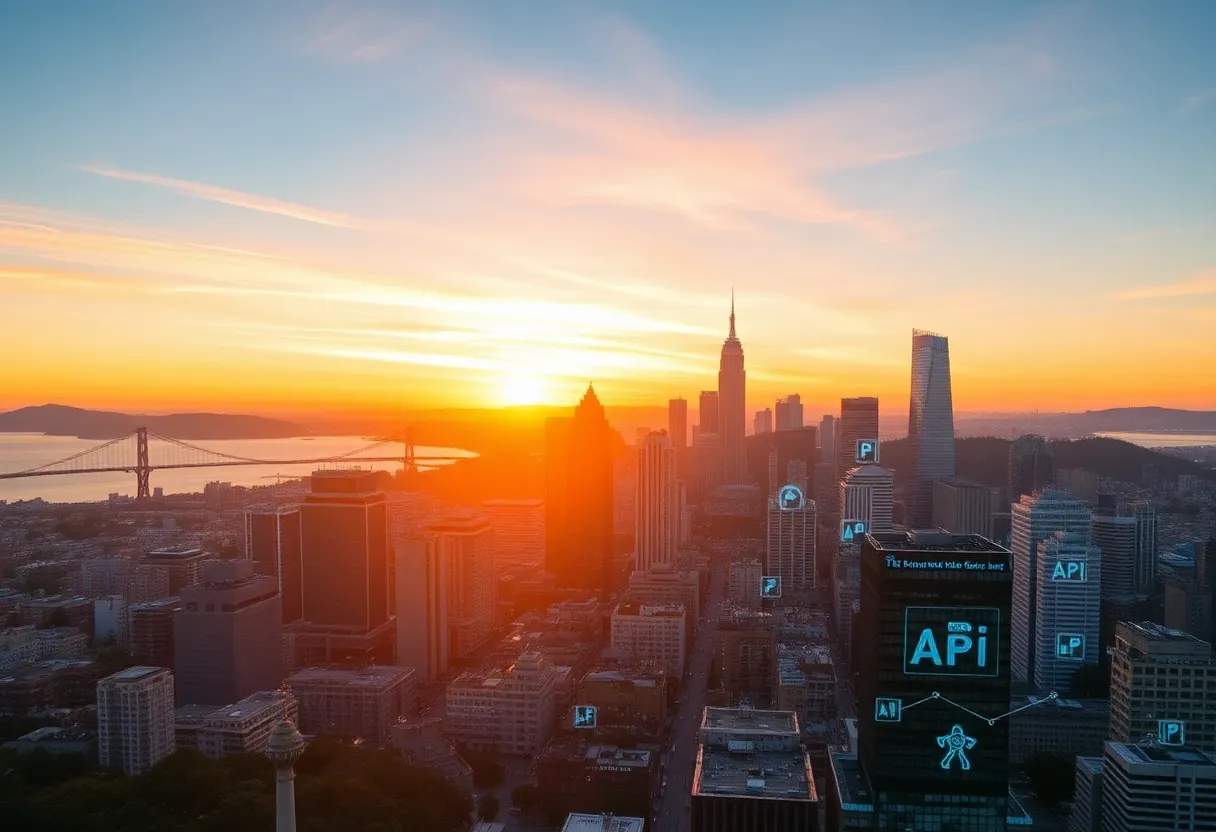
top-left (1, 1), bottom-right (1214, 417)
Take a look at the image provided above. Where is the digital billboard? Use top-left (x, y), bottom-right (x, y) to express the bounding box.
top-left (903, 606), bottom-right (1002, 678)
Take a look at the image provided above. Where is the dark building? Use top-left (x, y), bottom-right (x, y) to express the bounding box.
top-left (907, 331), bottom-right (956, 529)
top-left (244, 505), bottom-right (302, 623)
top-left (142, 547), bottom-right (211, 595)
top-left (0, 659), bottom-right (101, 717)
top-left (128, 596), bottom-right (181, 667)
top-left (545, 386), bottom-right (615, 595)
top-left (1094, 492), bottom-right (1118, 518)
top-left (535, 737), bottom-right (658, 821)
top-left (1007, 435), bottom-right (1055, 504)
top-left (836, 397), bottom-right (879, 492)
top-left (849, 531), bottom-right (1015, 831)
top-left (699, 390), bottom-right (720, 435)
top-left (296, 470), bottom-right (395, 665)
top-left (174, 560), bottom-right (283, 706)
top-left (745, 426), bottom-right (818, 498)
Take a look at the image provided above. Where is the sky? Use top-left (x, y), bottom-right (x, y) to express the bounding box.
top-left (1, 0), bottom-right (1214, 417)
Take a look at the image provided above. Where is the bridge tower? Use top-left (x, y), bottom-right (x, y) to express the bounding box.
top-left (402, 428), bottom-right (416, 474)
top-left (135, 426), bottom-right (152, 500)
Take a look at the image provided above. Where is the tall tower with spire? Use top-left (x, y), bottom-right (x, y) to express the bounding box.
top-left (717, 292), bottom-right (748, 485)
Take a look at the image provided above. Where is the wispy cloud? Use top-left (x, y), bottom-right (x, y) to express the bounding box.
top-left (1182, 87), bottom-right (1216, 113)
top-left (1110, 270), bottom-right (1216, 301)
top-left (301, 8), bottom-right (428, 63)
top-left (80, 165), bottom-right (362, 229)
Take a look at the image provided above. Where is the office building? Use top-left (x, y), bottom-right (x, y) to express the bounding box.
top-left (97, 666), bottom-right (176, 775)
top-left (479, 499), bottom-right (544, 566)
top-left (669, 397), bottom-right (688, 453)
top-left (128, 596), bottom-right (180, 668)
top-left (728, 558), bottom-right (763, 608)
top-left (699, 390), bottom-right (719, 435)
top-left (538, 741), bottom-right (659, 823)
top-left (445, 651), bottom-right (559, 755)
top-left (561, 813), bottom-right (644, 832)
top-left (839, 465), bottom-right (895, 533)
top-left (577, 667), bottom-right (668, 734)
top-left (142, 547), bottom-right (210, 595)
top-left (1108, 622), bottom-right (1216, 749)
top-left (610, 600), bottom-right (687, 676)
top-left (907, 330), bottom-right (957, 528)
top-left (1057, 467), bottom-right (1101, 505)
top-left (427, 511), bottom-right (495, 659)
top-left (819, 415), bottom-right (836, 465)
top-left (394, 538), bottom-right (448, 680)
top-left (1072, 742), bottom-right (1216, 832)
top-left (837, 397), bottom-right (879, 479)
top-left (754, 408), bottom-right (773, 435)
top-left (1034, 532), bottom-right (1102, 692)
top-left (692, 430), bottom-right (721, 501)
top-left (1092, 515), bottom-right (1138, 598)
top-left (718, 298), bottom-right (748, 485)
top-left (1130, 502), bottom-right (1158, 594)
top-left (174, 559), bottom-right (283, 707)
top-left (1007, 435), bottom-right (1055, 503)
top-left (626, 565), bottom-right (700, 623)
top-left (546, 386), bottom-right (615, 594)
top-left (635, 431), bottom-right (676, 572)
top-left (1009, 696), bottom-right (1108, 767)
top-left (1011, 489), bottom-right (1092, 684)
top-left (715, 607), bottom-right (777, 703)
top-left (287, 665), bottom-right (416, 749)
top-left (767, 461), bottom-right (816, 591)
top-left (297, 470), bottom-right (394, 665)
top-left (776, 394), bottom-right (804, 431)
top-left (244, 505), bottom-right (302, 623)
top-left (691, 707), bottom-right (818, 832)
top-left (933, 478), bottom-right (997, 539)
top-left (176, 690), bottom-right (299, 759)
top-left (852, 532), bottom-right (1014, 831)
top-left (613, 450), bottom-right (637, 543)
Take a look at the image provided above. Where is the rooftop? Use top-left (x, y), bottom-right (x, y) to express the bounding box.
top-left (867, 531), bottom-right (1009, 554)
top-left (702, 707), bottom-right (798, 738)
top-left (129, 596), bottom-right (183, 612)
top-left (0, 659), bottom-right (96, 685)
top-left (614, 600), bottom-right (685, 618)
top-left (108, 665), bottom-right (168, 683)
top-left (1109, 742), bottom-right (1216, 767)
top-left (146, 546), bottom-right (206, 559)
top-left (11, 727), bottom-right (96, 743)
top-left (695, 745), bottom-right (816, 802)
top-left (1119, 621), bottom-right (1209, 644)
top-left (203, 691), bottom-right (294, 725)
top-left (586, 745), bottom-right (651, 769)
top-left (560, 815), bottom-right (644, 832)
top-left (287, 666), bottom-right (415, 688)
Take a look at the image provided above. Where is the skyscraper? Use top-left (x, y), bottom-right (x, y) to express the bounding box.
top-left (394, 537), bottom-right (448, 680)
top-left (1010, 489), bottom-right (1092, 684)
top-left (97, 666), bottom-right (176, 775)
top-left (544, 385), bottom-right (615, 594)
top-left (699, 390), bottom-right (719, 435)
top-left (837, 397), bottom-right (879, 479)
top-left (635, 431), bottom-right (676, 573)
top-left (1091, 515), bottom-right (1138, 598)
top-left (818, 415), bottom-right (836, 465)
top-left (426, 511), bottom-right (495, 660)
top-left (907, 329), bottom-right (957, 528)
top-left (1007, 435), bottom-right (1055, 503)
top-left (932, 478), bottom-right (997, 539)
top-left (853, 531), bottom-right (1014, 830)
top-left (775, 395), bottom-right (803, 431)
top-left (245, 505), bottom-right (302, 624)
top-left (1033, 532), bottom-right (1101, 692)
top-left (717, 297), bottom-right (748, 485)
top-left (754, 408), bottom-right (773, 435)
top-left (668, 397), bottom-right (687, 477)
top-left (766, 461), bottom-right (816, 590)
top-left (839, 465), bottom-right (895, 533)
top-left (1130, 502), bottom-right (1159, 594)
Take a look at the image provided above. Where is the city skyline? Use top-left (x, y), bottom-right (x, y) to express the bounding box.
top-left (2, 2), bottom-right (1215, 415)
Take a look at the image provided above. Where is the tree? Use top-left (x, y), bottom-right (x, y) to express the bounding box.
top-left (1023, 753), bottom-right (1076, 806)
top-left (477, 792), bottom-right (500, 822)
top-left (511, 784), bottom-right (540, 815)
top-left (456, 745), bottom-right (503, 789)
top-left (1068, 663), bottom-right (1109, 699)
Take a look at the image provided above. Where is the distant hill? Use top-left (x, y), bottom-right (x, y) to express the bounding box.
top-left (1075, 407), bottom-right (1216, 432)
top-left (0, 404), bottom-right (302, 440)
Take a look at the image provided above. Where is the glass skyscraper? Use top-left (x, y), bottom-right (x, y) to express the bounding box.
top-left (908, 329), bottom-right (957, 528)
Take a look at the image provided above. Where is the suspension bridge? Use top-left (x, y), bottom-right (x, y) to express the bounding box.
top-left (0, 427), bottom-right (466, 499)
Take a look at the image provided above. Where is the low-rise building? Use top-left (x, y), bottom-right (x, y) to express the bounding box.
top-left (0, 659), bottom-right (101, 717)
top-left (728, 559), bottom-right (763, 608)
top-left (445, 651), bottom-right (559, 756)
top-left (775, 644), bottom-right (836, 723)
top-left (391, 715), bottom-right (475, 794)
top-left (175, 690), bottom-right (298, 759)
top-left (537, 735), bottom-right (658, 821)
top-left (610, 600), bottom-right (686, 677)
top-left (715, 607), bottom-right (777, 703)
top-left (561, 814), bottom-right (644, 832)
top-left (287, 665), bottom-right (416, 748)
top-left (2, 726), bottom-right (97, 756)
top-left (577, 667), bottom-right (668, 735)
top-left (627, 565), bottom-right (701, 624)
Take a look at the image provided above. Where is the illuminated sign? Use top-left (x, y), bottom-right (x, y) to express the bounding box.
top-left (1055, 632), bottom-right (1086, 660)
top-left (937, 725), bottom-right (977, 771)
top-left (760, 576), bottom-right (783, 600)
top-left (884, 554), bottom-right (1007, 573)
top-left (1159, 719), bottom-right (1185, 746)
top-left (875, 697), bottom-right (903, 723)
top-left (778, 484), bottom-right (805, 511)
top-left (573, 705), bottom-right (598, 729)
top-left (904, 606), bottom-right (1001, 678)
top-left (841, 519), bottom-right (866, 542)
top-left (1051, 560), bottom-right (1088, 582)
top-left (855, 439), bottom-right (880, 465)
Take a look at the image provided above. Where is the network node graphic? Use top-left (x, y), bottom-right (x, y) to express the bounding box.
top-left (937, 725), bottom-right (977, 771)
top-left (778, 484), bottom-right (805, 511)
top-left (875, 690), bottom-right (1058, 728)
top-left (760, 575), bottom-right (783, 600)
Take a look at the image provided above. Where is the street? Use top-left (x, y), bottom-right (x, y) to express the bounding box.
top-left (652, 565), bottom-right (726, 832)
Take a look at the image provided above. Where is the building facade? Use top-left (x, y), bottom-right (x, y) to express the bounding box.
top-left (97, 666), bottom-right (176, 775)
top-left (717, 299), bottom-right (748, 485)
top-left (1008, 435), bottom-right (1055, 503)
top-left (839, 465), bottom-right (895, 534)
top-left (907, 329), bottom-right (957, 529)
top-left (286, 665), bottom-right (416, 748)
top-left (635, 431), bottom-right (676, 573)
top-left (445, 651), bottom-right (558, 755)
top-left (610, 600), bottom-right (687, 677)
top-left (836, 398), bottom-right (879, 482)
top-left (479, 499), bottom-right (544, 566)
top-left (775, 394), bottom-right (804, 431)
top-left (1033, 532), bottom-right (1102, 692)
top-left (427, 511), bottom-right (495, 659)
top-left (244, 505), bottom-right (302, 623)
top-left (933, 478), bottom-right (997, 539)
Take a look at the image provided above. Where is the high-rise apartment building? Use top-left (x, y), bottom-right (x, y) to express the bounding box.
top-left (244, 505), bottom-right (302, 623)
top-left (728, 558), bottom-right (762, 608)
top-left (545, 386), bottom-right (615, 594)
top-left (298, 470), bottom-right (394, 665)
top-left (766, 461), bottom-right (816, 591)
top-left (1073, 742), bottom-right (1216, 832)
top-left (1011, 489), bottom-right (1092, 684)
top-left (128, 596), bottom-right (180, 668)
top-left (479, 499), bottom-right (544, 566)
top-left (818, 415), bottom-right (836, 465)
top-left (426, 511), bottom-right (495, 660)
top-left (907, 329), bottom-right (957, 528)
top-left (1108, 622), bottom-right (1216, 749)
top-left (850, 532), bottom-right (1015, 830)
top-left (699, 390), bottom-right (719, 435)
top-left (174, 559), bottom-right (283, 706)
top-left (837, 397), bottom-right (879, 479)
top-left (97, 666), bottom-right (176, 775)
top-left (754, 408), bottom-right (773, 435)
top-left (775, 394), bottom-right (804, 431)
top-left (933, 478), bottom-right (997, 539)
top-left (1130, 502), bottom-right (1158, 594)
top-left (635, 431), bottom-right (676, 573)
top-left (839, 465), bottom-right (895, 533)
top-left (1008, 435), bottom-right (1055, 503)
top-left (717, 298), bottom-right (748, 485)
top-left (1092, 515), bottom-right (1138, 599)
top-left (142, 547), bottom-right (210, 595)
top-left (394, 538), bottom-right (448, 680)
top-left (1034, 532), bottom-right (1102, 692)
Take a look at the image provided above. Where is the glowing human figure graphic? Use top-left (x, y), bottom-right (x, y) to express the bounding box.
top-left (936, 725), bottom-right (977, 770)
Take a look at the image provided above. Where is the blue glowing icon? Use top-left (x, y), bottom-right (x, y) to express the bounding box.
top-left (760, 576), bottom-right (783, 600)
top-left (778, 485), bottom-right (805, 511)
top-left (573, 705), bottom-right (598, 729)
top-left (1056, 633), bottom-right (1085, 660)
top-left (855, 439), bottom-right (879, 464)
top-left (874, 697), bottom-right (903, 723)
top-left (904, 607), bottom-right (1001, 678)
top-left (937, 725), bottom-right (977, 770)
top-left (840, 519), bottom-right (866, 543)
top-left (1051, 560), bottom-right (1088, 582)
top-left (1158, 719), bottom-right (1185, 746)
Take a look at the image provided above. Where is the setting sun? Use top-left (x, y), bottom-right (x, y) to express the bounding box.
top-left (499, 374), bottom-right (549, 406)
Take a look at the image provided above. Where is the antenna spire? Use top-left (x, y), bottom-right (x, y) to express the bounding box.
top-left (729, 289), bottom-right (736, 338)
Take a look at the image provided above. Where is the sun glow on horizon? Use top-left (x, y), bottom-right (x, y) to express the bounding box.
top-left (499, 374), bottom-right (551, 406)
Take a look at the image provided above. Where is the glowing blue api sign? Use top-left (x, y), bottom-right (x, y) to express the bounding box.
top-left (760, 576), bottom-right (783, 600)
top-left (840, 519), bottom-right (866, 543)
top-left (1056, 633), bottom-right (1086, 660)
top-left (874, 697), bottom-right (903, 723)
top-left (778, 484), bottom-right (805, 511)
top-left (1159, 720), bottom-right (1185, 746)
top-left (904, 606), bottom-right (1001, 678)
top-left (1051, 560), bottom-right (1088, 582)
top-left (573, 705), bottom-right (598, 729)
top-left (855, 439), bottom-right (880, 464)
